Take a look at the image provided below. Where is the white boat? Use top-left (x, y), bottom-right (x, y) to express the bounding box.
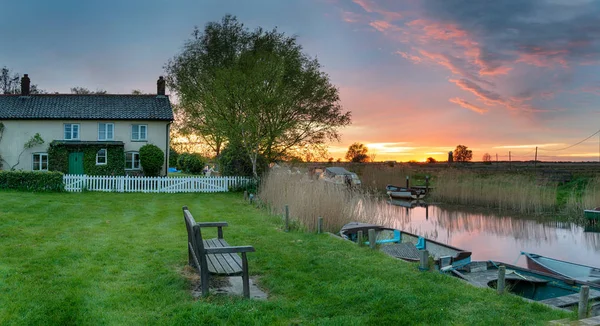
top-left (386, 184), bottom-right (425, 200)
top-left (521, 251), bottom-right (600, 284)
top-left (318, 167), bottom-right (361, 186)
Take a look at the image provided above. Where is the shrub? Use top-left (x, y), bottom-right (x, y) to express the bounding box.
top-left (176, 153), bottom-right (191, 171)
top-left (186, 154), bottom-right (205, 174)
top-left (169, 146), bottom-right (179, 168)
top-left (139, 144), bottom-right (165, 176)
top-left (0, 171), bottom-right (64, 192)
top-left (218, 143), bottom-right (267, 177)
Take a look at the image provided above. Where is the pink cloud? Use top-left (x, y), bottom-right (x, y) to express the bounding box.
top-left (369, 20), bottom-right (402, 32)
top-left (396, 51), bottom-right (422, 64)
top-left (449, 97), bottom-right (487, 114)
top-left (341, 10), bottom-right (363, 23)
top-left (353, 0), bottom-right (402, 21)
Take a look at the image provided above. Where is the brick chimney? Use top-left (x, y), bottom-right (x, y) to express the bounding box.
top-left (157, 76), bottom-right (165, 96)
top-left (21, 74), bottom-right (30, 96)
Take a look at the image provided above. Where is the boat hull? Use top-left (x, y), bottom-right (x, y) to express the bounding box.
top-left (339, 222), bottom-right (471, 268)
top-left (386, 185), bottom-right (426, 200)
top-left (521, 251), bottom-right (600, 284)
top-left (584, 209), bottom-right (600, 220)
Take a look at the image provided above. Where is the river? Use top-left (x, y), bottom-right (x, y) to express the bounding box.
top-left (384, 202), bottom-right (600, 269)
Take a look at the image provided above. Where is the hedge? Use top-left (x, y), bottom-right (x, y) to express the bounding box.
top-left (0, 171), bottom-right (65, 192)
top-left (48, 142), bottom-right (125, 176)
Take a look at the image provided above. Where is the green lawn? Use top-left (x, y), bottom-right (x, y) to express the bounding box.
top-left (0, 191), bottom-right (571, 325)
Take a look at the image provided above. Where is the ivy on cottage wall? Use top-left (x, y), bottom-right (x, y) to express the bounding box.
top-left (48, 142), bottom-right (125, 175)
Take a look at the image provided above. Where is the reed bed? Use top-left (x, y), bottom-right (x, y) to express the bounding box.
top-left (565, 176), bottom-right (600, 215)
top-left (429, 170), bottom-right (557, 215)
top-left (258, 171), bottom-right (398, 233)
top-left (358, 164), bottom-right (428, 192)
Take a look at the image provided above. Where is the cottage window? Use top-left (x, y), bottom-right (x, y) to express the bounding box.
top-left (32, 153), bottom-right (48, 171)
top-left (96, 149), bottom-right (107, 165)
top-left (131, 124), bottom-right (147, 141)
top-left (125, 152), bottom-right (140, 170)
top-left (64, 124), bottom-right (80, 140)
top-left (98, 123), bottom-right (114, 141)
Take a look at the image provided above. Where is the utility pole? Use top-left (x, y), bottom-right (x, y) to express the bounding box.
top-left (509, 151), bottom-right (511, 170)
top-left (534, 146), bottom-right (538, 170)
top-left (496, 153), bottom-right (498, 170)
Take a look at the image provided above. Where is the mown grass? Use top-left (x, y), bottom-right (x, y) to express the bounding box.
top-left (0, 191), bottom-right (571, 325)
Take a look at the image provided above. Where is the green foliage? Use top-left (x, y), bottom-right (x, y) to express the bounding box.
top-left (218, 143), bottom-right (267, 177)
top-left (175, 152), bottom-right (206, 174)
top-left (139, 144), bottom-right (165, 176)
top-left (185, 153), bottom-right (205, 174)
top-left (0, 171), bottom-right (64, 191)
top-left (48, 142), bottom-right (125, 175)
top-left (166, 15), bottom-right (351, 177)
top-left (168, 146), bottom-right (179, 168)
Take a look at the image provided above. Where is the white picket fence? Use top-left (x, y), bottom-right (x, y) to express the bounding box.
top-left (63, 174), bottom-right (253, 193)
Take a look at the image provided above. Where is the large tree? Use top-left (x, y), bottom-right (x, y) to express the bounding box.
top-left (345, 142), bottom-right (370, 163)
top-left (166, 15), bottom-right (351, 178)
top-left (453, 145), bottom-right (473, 162)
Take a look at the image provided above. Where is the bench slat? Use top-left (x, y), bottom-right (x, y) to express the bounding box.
top-left (204, 238), bottom-right (243, 275)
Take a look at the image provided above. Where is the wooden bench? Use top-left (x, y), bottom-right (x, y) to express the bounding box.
top-left (183, 206), bottom-right (255, 298)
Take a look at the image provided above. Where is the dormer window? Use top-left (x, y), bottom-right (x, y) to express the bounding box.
top-left (64, 124), bottom-right (80, 140)
top-left (98, 123), bottom-right (114, 141)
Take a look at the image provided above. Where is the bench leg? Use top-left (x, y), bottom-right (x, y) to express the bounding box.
top-left (242, 252), bottom-right (250, 298)
top-left (201, 268), bottom-right (210, 297)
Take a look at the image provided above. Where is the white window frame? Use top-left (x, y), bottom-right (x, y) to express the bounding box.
top-left (131, 124), bottom-right (148, 141)
top-left (125, 151), bottom-right (140, 170)
top-left (98, 123), bottom-right (114, 141)
top-left (64, 123), bottom-right (80, 140)
top-left (96, 148), bottom-right (107, 165)
top-left (32, 153), bottom-right (48, 171)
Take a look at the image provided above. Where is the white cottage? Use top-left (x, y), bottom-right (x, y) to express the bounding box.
top-left (0, 75), bottom-right (174, 175)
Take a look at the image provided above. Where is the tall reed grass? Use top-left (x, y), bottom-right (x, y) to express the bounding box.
top-left (429, 171), bottom-right (557, 214)
top-left (258, 171), bottom-right (398, 233)
top-left (565, 176), bottom-right (600, 215)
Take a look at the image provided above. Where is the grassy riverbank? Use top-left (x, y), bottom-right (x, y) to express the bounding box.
top-left (0, 191), bottom-right (570, 325)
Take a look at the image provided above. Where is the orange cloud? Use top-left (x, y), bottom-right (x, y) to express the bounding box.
top-left (449, 97), bottom-right (487, 114)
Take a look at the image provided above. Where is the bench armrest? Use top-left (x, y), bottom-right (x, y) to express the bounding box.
top-left (196, 222), bottom-right (228, 228)
top-left (205, 246), bottom-right (255, 254)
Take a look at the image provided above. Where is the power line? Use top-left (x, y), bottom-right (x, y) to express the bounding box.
top-left (538, 129), bottom-right (600, 152)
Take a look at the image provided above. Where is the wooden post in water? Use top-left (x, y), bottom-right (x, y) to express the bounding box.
top-left (357, 230), bottom-right (364, 247)
top-left (425, 176), bottom-right (429, 193)
top-left (284, 205), bottom-right (289, 232)
top-left (497, 265), bottom-right (506, 294)
top-left (368, 229), bottom-right (376, 249)
top-left (406, 176), bottom-right (409, 188)
top-left (317, 217), bottom-right (323, 234)
top-left (579, 285), bottom-right (590, 319)
top-left (425, 204), bottom-right (429, 220)
top-left (419, 250), bottom-right (429, 271)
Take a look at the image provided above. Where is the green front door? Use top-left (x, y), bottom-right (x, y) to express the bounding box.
top-left (68, 152), bottom-right (84, 175)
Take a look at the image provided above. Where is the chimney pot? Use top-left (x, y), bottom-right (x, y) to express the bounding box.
top-left (21, 74), bottom-right (30, 96)
top-left (157, 76), bottom-right (165, 96)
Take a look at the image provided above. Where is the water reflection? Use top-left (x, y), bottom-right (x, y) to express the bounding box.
top-left (381, 201), bottom-right (600, 268)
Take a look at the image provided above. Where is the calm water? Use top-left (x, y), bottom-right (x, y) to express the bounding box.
top-left (385, 202), bottom-right (600, 269)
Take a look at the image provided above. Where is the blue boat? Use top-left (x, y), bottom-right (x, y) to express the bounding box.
top-left (450, 261), bottom-right (600, 314)
top-left (339, 222), bottom-right (471, 269)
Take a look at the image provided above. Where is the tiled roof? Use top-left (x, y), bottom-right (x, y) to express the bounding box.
top-left (0, 94), bottom-right (174, 121)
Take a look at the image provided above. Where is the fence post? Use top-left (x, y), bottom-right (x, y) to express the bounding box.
top-left (357, 230), bottom-right (364, 247)
top-left (284, 205), bottom-right (289, 232)
top-left (497, 265), bottom-right (506, 294)
top-left (578, 285), bottom-right (590, 319)
top-left (317, 217), bottom-right (323, 234)
top-left (419, 250), bottom-right (429, 271)
top-left (368, 229), bottom-right (376, 249)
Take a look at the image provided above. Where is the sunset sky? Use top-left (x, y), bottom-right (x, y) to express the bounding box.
top-left (2, 0), bottom-right (600, 162)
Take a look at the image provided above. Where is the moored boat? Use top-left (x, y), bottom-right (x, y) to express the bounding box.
top-left (449, 260), bottom-right (600, 315)
top-left (386, 184), bottom-right (425, 200)
top-left (584, 208), bottom-right (600, 221)
top-left (319, 167), bottom-right (361, 186)
top-left (339, 222), bottom-right (471, 269)
top-left (521, 251), bottom-right (600, 284)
